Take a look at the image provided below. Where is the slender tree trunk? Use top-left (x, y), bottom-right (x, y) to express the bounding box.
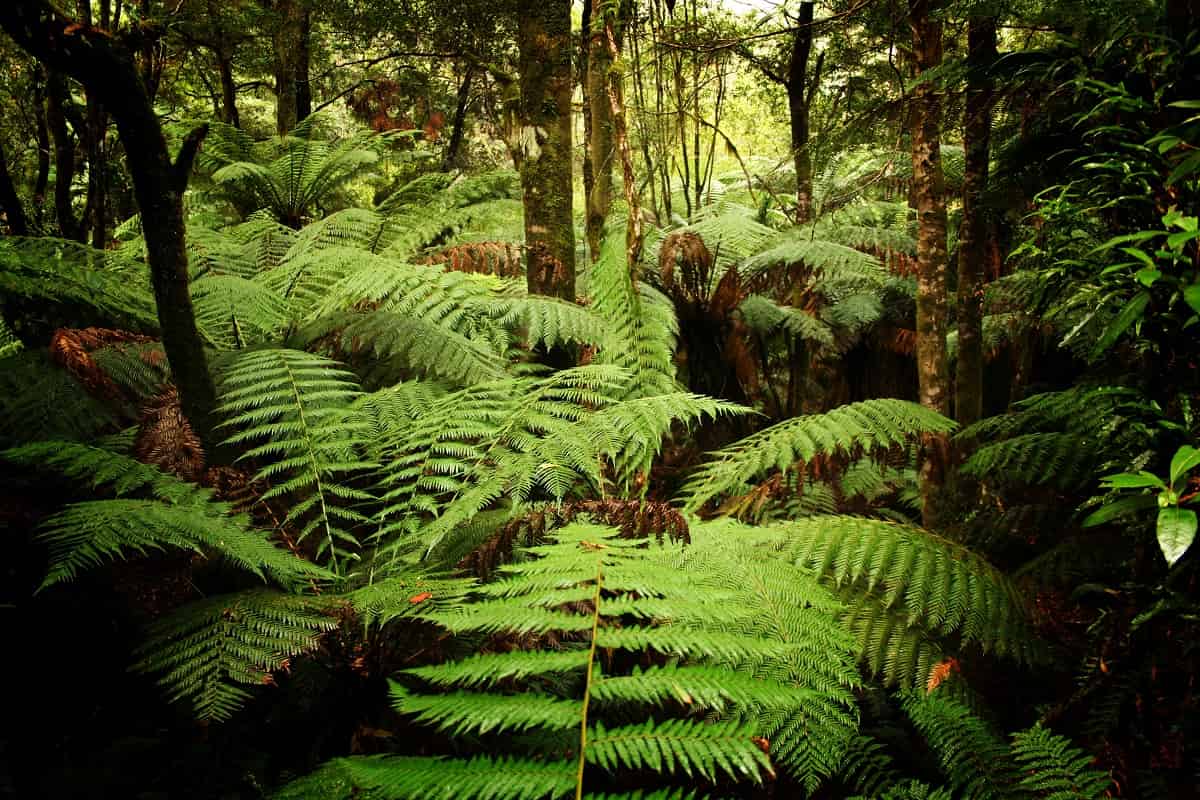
top-left (295, 7), bottom-right (312, 123)
top-left (1, 1), bottom-right (221, 450)
top-left (602, 9), bottom-right (642, 267)
top-left (46, 70), bottom-right (83, 241)
top-left (32, 66), bottom-right (50, 223)
top-left (272, 0), bottom-right (304, 135)
top-left (909, 0), bottom-right (951, 526)
top-left (581, 0), bottom-right (596, 258)
top-left (0, 141), bottom-right (30, 236)
top-left (442, 64), bottom-right (474, 170)
top-left (516, 0), bottom-right (576, 300)
top-left (955, 17), bottom-right (996, 428)
top-left (788, 2), bottom-right (816, 223)
top-left (586, 2), bottom-right (616, 261)
top-left (217, 52), bottom-right (240, 126)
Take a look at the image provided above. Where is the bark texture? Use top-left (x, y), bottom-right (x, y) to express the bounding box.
top-left (909, 0), bottom-right (951, 525)
top-left (0, 1), bottom-right (220, 450)
top-left (271, 0), bottom-right (306, 135)
top-left (954, 17), bottom-right (996, 428)
top-left (516, 0), bottom-right (576, 300)
top-left (586, 6), bottom-right (615, 260)
top-left (0, 141), bottom-right (30, 236)
top-left (788, 2), bottom-right (816, 223)
top-left (46, 70), bottom-right (83, 241)
top-left (442, 64), bottom-right (474, 170)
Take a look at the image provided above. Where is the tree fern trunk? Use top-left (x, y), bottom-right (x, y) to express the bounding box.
top-left (517, 0), bottom-right (576, 300)
top-left (443, 64), bottom-right (474, 170)
top-left (909, 0), bottom-right (950, 526)
top-left (955, 17), bottom-right (996, 428)
top-left (1, 1), bottom-right (221, 453)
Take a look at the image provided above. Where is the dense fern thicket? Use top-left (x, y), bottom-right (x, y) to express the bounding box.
top-left (2, 0), bottom-right (1199, 798)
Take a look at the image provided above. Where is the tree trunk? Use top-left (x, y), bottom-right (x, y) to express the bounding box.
top-left (586, 4), bottom-right (616, 261)
top-left (581, 0), bottom-right (596, 259)
top-left (46, 70), bottom-right (83, 241)
top-left (272, 0), bottom-right (304, 135)
top-left (32, 66), bottom-right (50, 223)
top-left (909, 0), bottom-right (951, 526)
top-left (1, 1), bottom-right (221, 451)
top-left (0, 141), bottom-right (30, 236)
top-left (954, 17), bottom-right (996, 428)
top-left (516, 0), bottom-right (576, 300)
top-left (602, 8), bottom-right (642, 266)
top-left (295, 6), bottom-right (312, 123)
top-left (217, 51), bottom-right (240, 127)
top-left (442, 64), bottom-right (474, 171)
top-left (788, 1), bottom-right (815, 223)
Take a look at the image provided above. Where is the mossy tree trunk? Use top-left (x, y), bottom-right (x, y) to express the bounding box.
top-left (585, 2), bottom-right (616, 261)
top-left (955, 16), bottom-right (997, 428)
top-left (516, 0), bottom-right (576, 300)
top-left (271, 0), bottom-right (306, 135)
top-left (1, 0), bottom-right (221, 452)
top-left (909, 0), bottom-right (951, 526)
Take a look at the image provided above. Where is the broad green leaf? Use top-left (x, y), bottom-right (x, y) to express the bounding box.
top-left (1100, 471), bottom-right (1165, 490)
top-left (1184, 284), bottom-right (1200, 315)
top-left (1157, 507), bottom-right (1196, 566)
top-left (1167, 151), bottom-right (1200, 186)
top-left (1135, 267), bottom-right (1161, 286)
top-left (1081, 494), bottom-right (1157, 527)
top-left (1169, 446), bottom-right (1200, 488)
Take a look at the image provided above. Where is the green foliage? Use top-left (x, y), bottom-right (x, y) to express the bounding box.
top-left (291, 523), bottom-right (812, 798)
top-left (199, 119), bottom-right (406, 226)
top-left (217, 348), bottom-right (376, 574)
top-left (1010, 724), bottom-right (1113, 800)
top-left (133, 589), bottom-right (339, 721)
top-left (677, 398), bottom-right (956, 515)
top-left (775, 516), bottom-right (1043, 686)
top-left (0, 236), bottom-right (157, 329)
top-left (902, 689), bottom-right (1018, 800)
top-left (2, 441), bottom-right (332, 590)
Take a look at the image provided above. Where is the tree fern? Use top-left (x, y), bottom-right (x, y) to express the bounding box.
top-left (677, 398), bottom-right (955, 515)
top-left (217, 348), bottom-right (376, 574)
top-left (191, 274), bottom-right (289, 349)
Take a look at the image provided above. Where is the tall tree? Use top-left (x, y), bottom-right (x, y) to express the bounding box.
top-left (1, 0), bottom-right (220, 449)
top-left (585, 0), bottom-right (624, 260)
top-left (954, 16), bottom-right (997, 427)
top-left (908, 0), bottom-right (950, 525)
top-left (516, 0), bottom-right (576, 300)
top-left (269, 0), bottom-right (308, 134)
top-left (787, 1), bottom-right (822, 223)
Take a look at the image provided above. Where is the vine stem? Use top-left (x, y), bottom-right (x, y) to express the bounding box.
top-left (575, 551), bottom-right (605, 799)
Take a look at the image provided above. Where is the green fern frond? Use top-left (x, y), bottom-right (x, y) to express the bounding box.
top-left (677, 398), bottom-right (955, 515)
top-left (591, 230), bottom-right (679, 398)
top-left (218, 348), bottom-right (376, 573)
top-left (0, 237), bottom-right (157, 329)
top-left (341, 755), bottom-right (575, 800)
top-left (1010, 724), bottom-right (1112, 800)
top-left (133, 589), bottom-right (338, 721)
top-left (902, 689), bottom-right (1018, 800)
top-left (776, 516), bottom-right (1043, 685)
top-left (4, 441), bottom-right (332, 590)
top-left (192, 274), bottom-right (289, 349)
top-left (736, 294), bottom-right (835, 348)
top-left (0, 351), bottom-right (123, 445)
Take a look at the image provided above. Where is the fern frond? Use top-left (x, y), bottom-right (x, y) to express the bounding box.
top-left (777, 516), bottom-right (1044, 685)
top-left (218, 349), bottom-right (376, 573)
top-left (133, 589), bottom-right (338, 721)
top-left (902, 689), bottom-right (1018, 800)
top-left (1010, 724), bottom-right (1112, 800)
top-left (677, 399), bottom-right (955, 514)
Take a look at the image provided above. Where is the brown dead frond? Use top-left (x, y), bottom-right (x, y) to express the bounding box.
top-left (424, 241), bottom-right (523, 278)
top-left (133, 386), bottom-right (206, 482)
top-left (49, 326), bottom-right (156, 403)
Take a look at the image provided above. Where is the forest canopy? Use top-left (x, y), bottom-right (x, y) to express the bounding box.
top-left (1, 0), bottom-right (1199, 797)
